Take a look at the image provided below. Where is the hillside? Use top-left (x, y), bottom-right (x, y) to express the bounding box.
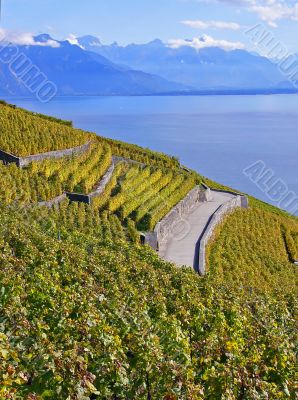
top-left (0, 102), bottom-right (297, 399)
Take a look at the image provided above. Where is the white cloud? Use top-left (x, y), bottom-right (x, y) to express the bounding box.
top-left (249, 2), bottom-right (298, 27)
top-left (168, 34), bottom-right (245, 51)
top-left (182, 19), bottom-right (241, 30)
top-left (211, 0), bottom-right (298, 27)
top-left (65, 34), bottom-right (84, 48)
top-left (0, 29), bottom-right (60, 47)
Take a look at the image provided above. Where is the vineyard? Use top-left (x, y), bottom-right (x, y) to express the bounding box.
top-left (0, 102), bottom-right (94, 156)
top-left (102, 164), bottom-right (197, 230)
top-left (101, 138), bottom-right (180, 169)
top-left (29, 199), bottom-right (140, 244)
top-left (0, 202), bottom-right (297, 399)
top-left (0, 101), bottom-right (193, 232)
top-left (0, 102), bottom-right (179, 170)
top-left (0, 102), bottom-right (297, 399)
top-left (206, 206), bottom-right (298, 295)
top-left (284, 225), bottom-right (298, 262)
top-left (0, 142), bottom-right (111, 203)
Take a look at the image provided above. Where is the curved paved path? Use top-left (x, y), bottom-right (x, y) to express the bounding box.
top-left (161, 191), bottom-right (236, 268)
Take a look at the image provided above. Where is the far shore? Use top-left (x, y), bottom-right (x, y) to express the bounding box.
top-left (2, 88), bottom-right (298, 100)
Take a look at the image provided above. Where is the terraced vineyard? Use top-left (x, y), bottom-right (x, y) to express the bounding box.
top-left (206, 206), bottom-right (298, 295)
top-left (0, 101), bottom-right (94, 156)
top-left (0, 142), bottom-right (111, 203)
top-left (102, 139), bottom-right (180, 169)
top-left (0, 102), bottom-right (297, 399)
top-left (1, 202), bottom-right (297, 399)
top-left (284, 224), bottom-right (298, 262)
top-left (0, 101), bottom-right (179, 170)
top-left (103, 164), bottom-right (197, 230)
top-left (30, 199), bottom-right (139, 244)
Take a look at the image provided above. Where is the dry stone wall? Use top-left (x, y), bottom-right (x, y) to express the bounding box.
top-left (0, 141), bottom-right (115, 208)
top-left (0, 141), bottom-right (92, 168)
top-left (38, 194), bottom-right (67, 208)
top-left (143, 183), bottom-right (249, 275)
top-left (89, 163), bottom-right (115, 199)
top-left (112, 155), bottom-right (145, 167)
top-left (0, 149), bottom-right (20, 166)
top-left (37, 161), bottom-right (115, 208)
top-left (155, 185), bottom-right (201, 245)
top-left (143, 185), bottom-right (205, 252)
top-left (20, 141), bottom-right (92, 167)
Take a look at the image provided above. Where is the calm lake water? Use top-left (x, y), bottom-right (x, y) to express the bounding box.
top-left (4, 95), bottom-right (298, 215)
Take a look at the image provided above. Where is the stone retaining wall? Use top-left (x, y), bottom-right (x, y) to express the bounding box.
top-left (0, 141), bottom-right (92, 168)
top-left (155, 185), bottom-right (201, 247)
top-left (143, 185), bottom-right (207, 252)
top-left (200, 183), bottom-right (213, 202)
top-left (65, 192), bottom-right (91, 205)
top-left (0, 141), bottom-right (116, 208)
top-left (89, 163), bottom-right (115, 199)
top-left (37, 161), bottom-right (115, 208)
top-left (211, 189), bottom-right (249, 209)
top-left (20, 141), bottom-right (92, 167)
top-left (112, 155), bottom-right (146, 167)
top-left (0, 149), bottom-right (20, 166)
top-left (196, 193), bottom-right (248, 276)
top-left (38, 193), bottom-right (67, 208)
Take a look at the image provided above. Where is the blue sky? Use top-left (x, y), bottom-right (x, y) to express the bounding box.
top-left (1, 0), bottom-right (298, 52)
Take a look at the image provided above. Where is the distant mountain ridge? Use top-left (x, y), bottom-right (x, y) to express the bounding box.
top-left (0, 35), bottom-right (189, 97)
top-left (0, 32), bottom-right (294, 98)
top-left (78, 35), bottom-right (289, 90)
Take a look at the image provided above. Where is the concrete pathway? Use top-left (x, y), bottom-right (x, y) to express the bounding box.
top-left (162, 191), bottom-right (235, 268)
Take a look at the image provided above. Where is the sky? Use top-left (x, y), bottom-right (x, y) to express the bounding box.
top-left (1, 0), bottom-right (298, 53)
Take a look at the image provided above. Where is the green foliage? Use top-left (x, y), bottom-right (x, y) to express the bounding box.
top-left (206, 206), bottom-right (298, 295)
top-left (107, 166), bottom-right (151, 213)
top-left (120, 169), bottom-right (163, 219)
top-left (126, 218), bottom-right (140, 244)
top-left (0, 102), bottom-right (297, 399)
top-left (105, 165), bottom-right (196, 231)
top-left (284, 226), bottom-right (298, 261)
top-left (0, 205), bottom-right (296, 399)
top-left (0, 101), bottom-right (73, 126)
top-left (0, 142), bottom-right (112, 203)
top-left (0, 102), bottom-right (180, 169)
top-left (91, 162), bottom-right (129, 210)
top-left (0, 103), bottom-right (94, 156)
top-left (133, 171), bottom-right (174, 222)
top-left (138, 175), bottom-right (197, 231)
top-left (100, 137), bottom-right (180, 169)
top-left (72, 144), bottom-right (112, 194)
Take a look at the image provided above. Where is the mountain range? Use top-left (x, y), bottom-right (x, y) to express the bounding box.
top-left (77, 35), bottom-right (291, 90)
top-left (0, 33), bottom-right (294, 97)
top-left (0, 34), bottom-right (188, 97)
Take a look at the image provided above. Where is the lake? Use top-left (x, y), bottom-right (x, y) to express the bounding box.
top-left (3, 94), bottom-right (298, 215)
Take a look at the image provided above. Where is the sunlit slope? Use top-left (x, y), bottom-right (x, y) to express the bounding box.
top-left (0, 102), bottom-right (195, 225)
top-left (0, 101), bottom-right (93, 156)
top-left (0, 101), bottom-right (297, 398)
top-left (207, 206), bottom-right (298, 295)
top-left (0, 101), bottom-right (179, 169)
top-left (0, 205), bottom-right (297, 399)
top-left (104, 164), bottom-right (197, 230)
top-left (0, 142), bottom-right (111, 203)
